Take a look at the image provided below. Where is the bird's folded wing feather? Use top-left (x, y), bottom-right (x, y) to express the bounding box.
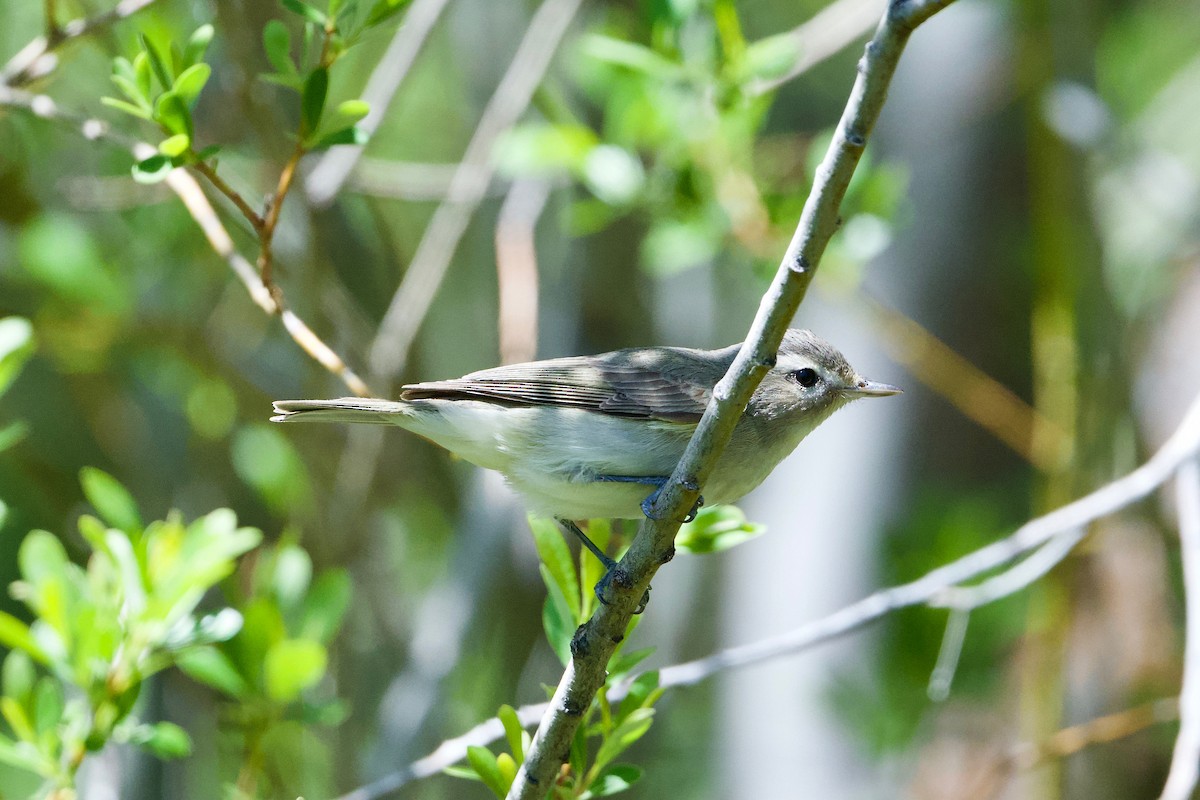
top-left (400, 348), bottom-right (726, 423)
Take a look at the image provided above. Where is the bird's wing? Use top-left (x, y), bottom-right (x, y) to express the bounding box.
top-left (400, 347), bottom-right (728, 423)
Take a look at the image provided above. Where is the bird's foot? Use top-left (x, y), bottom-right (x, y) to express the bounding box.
top-left (639, 478), bottom-right (704, 523)
top-left (594, 568), bottom-right (650, 615)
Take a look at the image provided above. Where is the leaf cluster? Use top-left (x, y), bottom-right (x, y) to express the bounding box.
top-left (0, 469), bottom-right (261, 790)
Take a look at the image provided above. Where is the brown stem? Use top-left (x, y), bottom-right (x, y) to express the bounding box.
top-left (257, 139), bottom-right (307, 288)
top-left (191, 159), bottom-right (266, 230)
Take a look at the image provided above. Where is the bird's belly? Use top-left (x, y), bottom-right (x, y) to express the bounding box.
top-left (398, 400), bottom-right (694, 518)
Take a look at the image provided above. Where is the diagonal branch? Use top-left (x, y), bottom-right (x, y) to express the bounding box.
top-left (506, 2), bottom-right (958, 797)
top-left (367, 0), bottom-right (583, 381)
top-left (346, 387), bottom-right (1200, 799)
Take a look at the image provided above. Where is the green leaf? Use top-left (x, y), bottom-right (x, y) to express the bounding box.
top-left (581, 34), bottom-right (681, 77)
top-left (185, 24), bottom-right (215, 67)
top-left (496, 753), bottom-right (517, 794)
top-left (334, 98), bottom-right (370, 122)
top-left (282, 0), bottom-right (328, 25)
top-left (593, 708), bottom-right (654, 776)
top-left (172, 63), bottom-right (211, 107)
top-left (110, 73), bottom-right (149, 107)
top-left (310, 125), bottom-right (369, 149)
top-left (80, 467), bottom-right (142, 534)
top-left (158, 134), bottom-right (191, 158)
top-left (302, 67), bottom-right (329, 134)
top-left (616, 670), bottom-right (659, 723)
top-left (443, 764), bottom-right (483, 782)
top-left (2, 651), bottom-right (36, 706)
top-left (466, 746), bottom-right (507, 799)
top-left (675, 505), bottom-right (765, 554)
top-left (589, 764), bottom-right (643, 797)
top-left (100, 96), bottom-right (153, 120)
top-left (154, 91), bottom-right (192, 138)
top-left (540, 565), bottom-right (575, 667)
top-left (0, 613), bottom-right (50, 666)
top-left (264, 639), bottom-right (327, 702)
top-left (498, 704), bottom-right (524, 763)
top-left (176, 646), bottom-right (250, 698)
top-left (132, 154), bottom-right (174, 184)
top-left (128, 721), bottom-right (192, 759)
top-left (0, 317), bottom-right (35, 397)
top-left (300, 570), bottom-right (351, 643)
top-left (139, 33), bottom-right (174, 89)
top-left (0, 697), bottom-right (35, 743)
top-left (528, 517), bottom-right (580, 623)
top-left (271, 544), bottom-right (312, 608)
top-left (133, 51), bottom-right (152, 96)
top-left (31, 678), bottom-right (63, 735)
top-left (365, 0), bottom-right (413, 27)
top-left (263, 20), bottom-right (297, 76)
top-left (112, 56), bottom-right (136, 84)
top-left (0, 733), bottom-right (45, 774)
top-left (606, 646), bottom-right (654, 680)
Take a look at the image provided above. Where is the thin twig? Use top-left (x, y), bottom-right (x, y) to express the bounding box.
top-left (0, 86), bottom-right (370, 397)
top-left (344, 389), bottom-right (1200, 799)
top-left (1009, 697), bottom-right (1180, 771)
top-left (2, 0), bottom-right (161, 86)
top-left (1162, 458), bottom-right (1200, 800)
top-left (304, 0), bottom-right (453, 206)
top-left (507, 2), bottom-right (958, 797)
top-left (859, 292), bottom-right (1071, 470)
top-left (367, 0), bottom-right (583, 381)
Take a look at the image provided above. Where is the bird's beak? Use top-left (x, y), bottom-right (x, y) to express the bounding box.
top-left (846, 378), bottom-right (903, 397)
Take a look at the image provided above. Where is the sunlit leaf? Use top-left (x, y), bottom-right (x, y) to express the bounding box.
top-left (0, 317), bottom-right (35, 397)
top-left (126, 721), bottom-right (192, 758)
top-left (184, 24), bottom-right (215, 67)
top-left (80, 467), bottom-right (142, 534)
top-left (540, 565), bottom-right (575, 666)
top-left (264, 638), bottom-right (327, 702)
top-left (172, 63), bottom-right (211, 107)
top-left (674, 504), bottom-right (765, 554)
top-left (589, 764), bottom-right (643, 797)
top-left (528, 517), bottom-right (580, 622)
top-left (466, 746), bottom-right (507, 799)
top-left (154, 91), bottom-right (192, 137)
top-left (139, 33), bottom-right (174, 89)
top-left (0, 613), bottom-right (49, 665)
top-left (498, 704), bottom-right (525, 763)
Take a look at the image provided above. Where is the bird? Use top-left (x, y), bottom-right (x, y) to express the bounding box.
top-left (272, 329), bottom-right (899, 570)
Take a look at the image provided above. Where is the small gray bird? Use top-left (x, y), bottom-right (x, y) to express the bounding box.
top-left (272, 329), bottom-right (900, 523)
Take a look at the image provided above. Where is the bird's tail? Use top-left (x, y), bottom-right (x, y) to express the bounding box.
top-left (271, 398), bottom-right (411, 425)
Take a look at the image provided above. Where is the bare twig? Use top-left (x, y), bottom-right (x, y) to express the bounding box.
top-left (344, 389), bottom-right (1200, 798)
top-left (507, 2), bottom-right (958, 797)
top-left (2, 0), bottom-right (161, 86)
top-left (367, 0), bottom-right (583, 381)
top-left (0, 86), bottom-right (369, 397)
top-left (1010, 697), bottom-right (1180, 771)
top-left (746, 0), bottom-right (885, 97)
top-left (1162, 458), bottom-right (1200, 800)
top-left (860, 292), bottom-right (1071, 470)
top-left (495, 178), bottom-right (550, 365)
top-left (304, 0), bottom-right (453, 206)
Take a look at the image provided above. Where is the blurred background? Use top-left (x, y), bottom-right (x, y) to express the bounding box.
top-left (2, 0), bottom-right (1200, 797)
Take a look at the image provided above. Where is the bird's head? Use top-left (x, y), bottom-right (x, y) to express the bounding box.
top-left (750, 329), bottom-right (901, 426)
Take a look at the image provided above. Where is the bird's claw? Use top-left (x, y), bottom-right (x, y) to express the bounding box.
top-left (594, 569), bottom-right (650, 615)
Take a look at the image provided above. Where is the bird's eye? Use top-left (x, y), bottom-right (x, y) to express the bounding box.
top-left (793, 368), bottom-right (819, 387)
